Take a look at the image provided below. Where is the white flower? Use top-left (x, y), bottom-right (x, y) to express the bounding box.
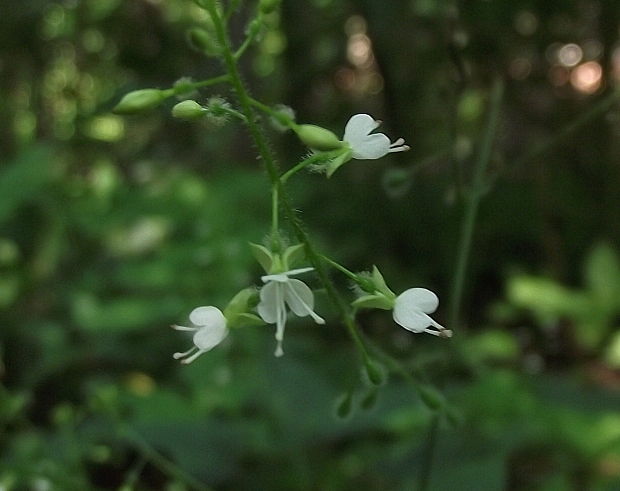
top-left (171, 306), bottom-right (229, 364)
top-left (343, 114), bottom-right (409, 160)
top-left (393, 288), bottom-right (452, 338)
top-left (257, 267), bottom-right (325, 357)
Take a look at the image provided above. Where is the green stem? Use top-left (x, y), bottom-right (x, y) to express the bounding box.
top-left (271, 184), bottom-right (279, 246)
top-left (417, 415), bottom-right (440, 491)
top-left (512, 88), bottom-right (620, 170)
top-left (280, 150), bottom-right (342, 183)
top-left (173, 75), bottom-right (230, 95)
top-left (205, 1), bottom-right (374, 367)
top-left (448, 78), bottom-right (504, 330)
top-left (234, 17), bottom-right (263, 60)
top-left (123, 428), bottom-right (211, 491)
top-left (249, 97), bottom-right (296, 128)
top-left (319, 254), bottom-right (360, 283)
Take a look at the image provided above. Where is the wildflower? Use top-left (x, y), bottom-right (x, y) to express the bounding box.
top-left (171, 306), bottom-right (229, 364)
top-left (392, 288), bottom-right (452, 338)
top-left (257, 267), bottom-right (325, 357)
top-left (343, 113), bottom-right (409, 160)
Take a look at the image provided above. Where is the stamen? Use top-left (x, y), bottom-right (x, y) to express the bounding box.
top-left (171, 324), bottom-right (198, 331)
top-left (388, 144), bottom-right (410, 153)
top-left (390, 138), bottom-right (405, 147)
top-left (275, 343), bottom-right (284, 357)
top-left (181, 349), bottom-right (206, 364)
top-left (423, 329), bottom-right (442, 337)
top-left (274, 284), bottom-right (286, 357)
top-left (173, 347), bottom-right (197, 359)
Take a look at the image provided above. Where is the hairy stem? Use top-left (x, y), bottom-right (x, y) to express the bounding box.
top-left (205, 1), bottom-right (374, 367)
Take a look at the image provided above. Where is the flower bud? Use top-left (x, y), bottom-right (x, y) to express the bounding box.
top-left (335, 391), bottom-right (353, 419)
top-left (259, 0), bottom-right (281, 14)
top-left (112, 89), bottom-right (168, 115)
top-left (172, 100), bottom-right (206, 120)
top-left (365, 359), bottom-right (385, 386)
top-left (186, 27), bottom-right (220, 56)
top-left (418, 385), bottom-right (445, 411)
top-left (294, 124), bottom-right (344, 151)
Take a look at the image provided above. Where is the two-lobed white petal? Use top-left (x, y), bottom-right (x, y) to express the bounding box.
top-left (343, 113), bottom-right (396, 160)
top-left (392, 288), bottom-right (439, 333)
top-left (193, 322), bottom-right (229, 351)
top-left (257, 279), bottom-right (321, 321)
top-left (189, 306), bottom-right (227, 328)
top-left (188, 306), bottom-right (228, 350)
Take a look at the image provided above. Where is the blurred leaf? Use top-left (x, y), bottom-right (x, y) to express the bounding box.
top-left (585, 242), bottom-right (620, 311)
top-left (0, 146), bottom-right (54, 223)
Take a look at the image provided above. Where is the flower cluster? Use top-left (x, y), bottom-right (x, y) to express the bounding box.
top-left (162, 114), bottom-right (448, 363)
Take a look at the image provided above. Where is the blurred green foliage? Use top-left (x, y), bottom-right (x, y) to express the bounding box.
top-left (1, 0), bottom-right (620, 489)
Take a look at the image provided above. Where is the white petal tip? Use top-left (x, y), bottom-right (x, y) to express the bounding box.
top-left (440, 329), bottom-right (453, 338)
top-left (172, 352), bottom-right (184, 359)
top-left (274, 347), bottom-right (284, 357)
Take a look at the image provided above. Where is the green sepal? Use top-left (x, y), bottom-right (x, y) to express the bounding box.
top-left (325, 148), bottom-right (353, 177)
top-left (282, 243), bottom-right (306, 269)
top-left (351, 294), bottom-right (394, 310)
top-left (224, 287), bottom-right (259, 319)
top-left (371, 265), bottom-right (395, 298)
top-left (227, 312), bottom-right (265, 329)
top-left (249, 242), bottom-right (273, 272)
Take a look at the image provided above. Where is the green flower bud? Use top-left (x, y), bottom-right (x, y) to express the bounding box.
top-left (186, 27), bottom-right (220, 56)
top-left (335, 391), bottom-right (353, 419)
top-left (365, 359), bottom-right (385, 386)
top-left (259, 0), bottom-right (281, 14)
top-left (418, 385), bottom-right (445, 411)
top-left (112, 89), bottom-right (169, 115)
top-left (360, 388), bottom-right (378, 410)
top-left (172, 100), bottom-right (206, 120)
top-left (351, 294), bottom-right (394, 311)
top-left (294, 124), bottom-right (344, 151)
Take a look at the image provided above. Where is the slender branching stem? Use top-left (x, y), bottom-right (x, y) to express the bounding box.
top-left (280, 150), bottom-right (343, 183)
top-left (249, 97), bottom-right (296, 128)
top-left (512, 88), bottom-right (620, 170)
top-left (174, 75), bottom-right (230, 94)
top-left (204, 1), bottom-right (374, 368)
top-left (448, 77), bottom-right (504, 330)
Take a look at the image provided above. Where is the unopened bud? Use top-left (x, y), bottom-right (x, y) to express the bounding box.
top-left (113, 89), bottom-right (169, 115)
top-left (294, 124), bottom-right (343, 151)
top-left (187, 27), bottom-right (220, 56)
top-left (172, 100), bottom-right (206, 120)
